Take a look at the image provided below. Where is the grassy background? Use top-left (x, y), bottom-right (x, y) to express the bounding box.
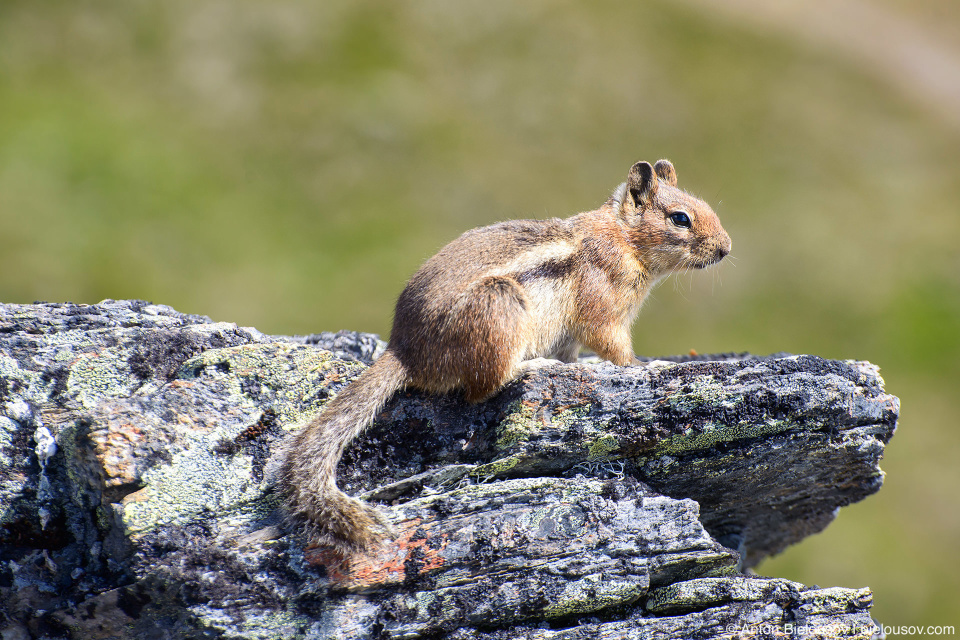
top-left (2, 0), bottom-right (958, 630)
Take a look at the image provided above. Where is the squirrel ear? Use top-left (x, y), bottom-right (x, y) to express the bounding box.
top-left (654, 159), bottom-right (677, 187)
top-left (626, 161), bottom-right (657, 207)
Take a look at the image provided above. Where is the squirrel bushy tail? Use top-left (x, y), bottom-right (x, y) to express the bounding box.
top-left (280, 350), bottom-right (407, 554)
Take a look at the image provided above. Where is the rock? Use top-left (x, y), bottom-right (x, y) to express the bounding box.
top-left (0, 301), bottom-right (898, 639)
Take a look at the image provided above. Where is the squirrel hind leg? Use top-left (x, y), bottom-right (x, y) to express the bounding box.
top-left (451, 275), bottom-right (531, 403)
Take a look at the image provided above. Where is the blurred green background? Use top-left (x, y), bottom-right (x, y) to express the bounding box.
top-left (2, 0), bottom-right (958, 631)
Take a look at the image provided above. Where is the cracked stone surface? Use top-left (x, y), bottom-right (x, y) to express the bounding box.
top-left (0, 300), bottom-right (897, 639)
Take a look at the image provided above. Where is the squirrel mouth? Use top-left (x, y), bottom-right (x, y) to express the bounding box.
top-left (691, 257), bottom-right (723, 270)
top-left (691, 251), bottom-right (728, 269)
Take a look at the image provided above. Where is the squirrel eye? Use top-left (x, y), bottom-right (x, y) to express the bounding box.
top-left (669, 212), bottom-right (691, 228)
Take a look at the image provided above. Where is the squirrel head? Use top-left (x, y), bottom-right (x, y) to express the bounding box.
top-left (615, 159), bottom-right (732, 275)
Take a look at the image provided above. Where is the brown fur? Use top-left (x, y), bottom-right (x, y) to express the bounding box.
top-left (279, 159), bottom-right (731, 555)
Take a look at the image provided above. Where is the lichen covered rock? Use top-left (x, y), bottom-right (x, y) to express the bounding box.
top-left (0, 301), bottom-right (897, 639)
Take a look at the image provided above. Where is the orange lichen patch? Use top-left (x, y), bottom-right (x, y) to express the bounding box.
top-left (120, 487), bottom-right (151, 504)
top-left (86, 401), bottom-right (184, 488)
top-left (304, 518), bottom-right (448, 591)
top-left (322, 369), bottom-right (346, 385)
top-left (87, 420), bottom-right (152, 487)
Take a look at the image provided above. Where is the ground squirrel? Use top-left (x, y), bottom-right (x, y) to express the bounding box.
top-left (279, 159), bottom-right (731, 555)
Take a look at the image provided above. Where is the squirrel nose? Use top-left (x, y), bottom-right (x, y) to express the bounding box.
top-left (716, 235), bottom-right (732, 260)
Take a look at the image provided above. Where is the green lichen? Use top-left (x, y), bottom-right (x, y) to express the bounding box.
top-left (800, 586), bottom-right (873, 614)
top-left (554, 405), bottom-right (590, 428)
top-left (66, 341), bottom-right (365, 535)
top-left (515, 501), bottom-right (587, 537)
top-left (0, 416), bottom-right (19, 471)
top-left (647, 577), bottom-right (802, 613)
top-left (0, 352), bottom-right (46, 407)
top-left (646, 578), bottom-right (873, 629)
top-left (179, 342), bottom-right (363, 429)
top-left (95, 505), bottom-right (113, 532)
top-left (38, 328), bottom-right (98, 352)
top-left (649, 413), bottom-right (800, 459)
top-left (407, 572), bottom-right (644, 631)
top-left (670, 376), bottom-right (728, 408)
top-left (648, 550), bottom-right (739, 585)
top-left (587, 433), bottom-right (620, 459)
top-left (121, 424), bottom-right (263, 535)
top-left (542, 573), bottom-right (645, 619)
top-left (641, 373), bottom-right (844, 460)
top-left (66, 349), bottom-right (135, 410)
top-left (495, 401), bottom-right (540, 450)
top-left (0, 352), bottom-right (25, 382)
top-left (470, 455), bottom-right (522, 481)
